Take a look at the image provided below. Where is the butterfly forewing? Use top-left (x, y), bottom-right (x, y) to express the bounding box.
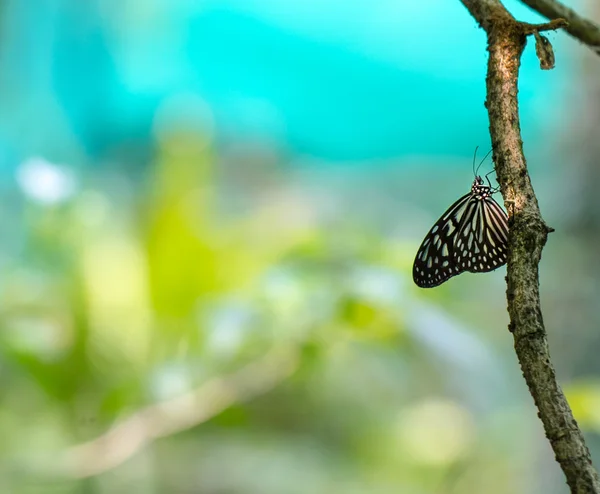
top-left (412, 192), bottom-right (472, 287)
top-left (413, 178), bottom-right (509, 288)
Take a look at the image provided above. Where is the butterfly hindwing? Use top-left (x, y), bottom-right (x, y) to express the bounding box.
top-left (454, 196), bottom-right (508, 273)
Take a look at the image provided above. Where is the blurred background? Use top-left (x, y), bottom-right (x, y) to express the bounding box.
top-left (1, 0), bottom-right (599, 493)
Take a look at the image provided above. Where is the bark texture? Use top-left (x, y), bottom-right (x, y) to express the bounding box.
top-left (460, 1), bottom-right (600, 492)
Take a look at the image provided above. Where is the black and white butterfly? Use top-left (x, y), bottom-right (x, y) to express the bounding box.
top-left (412, 155), bottom-right (509, 288)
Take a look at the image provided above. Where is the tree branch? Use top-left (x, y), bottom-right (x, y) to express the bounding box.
top-left (460, 1), bottom-right (600, 492)
top-left (520, 0), bottom-right (600, 55)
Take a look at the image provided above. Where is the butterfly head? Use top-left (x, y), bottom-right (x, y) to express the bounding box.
top-left (472, 176), bottom-right (491, 198)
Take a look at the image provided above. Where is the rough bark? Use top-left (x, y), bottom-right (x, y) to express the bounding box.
top-left (460, 1), bottom-right (600, 492)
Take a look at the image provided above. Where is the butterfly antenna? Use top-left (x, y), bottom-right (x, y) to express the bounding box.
top-left (472, 146), bottom-right (480, 177)
top-left (475, 148), bottom-right (493, 176)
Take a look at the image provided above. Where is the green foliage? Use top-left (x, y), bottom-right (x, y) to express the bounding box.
top-left (0, 131), bottom-right (558, 493)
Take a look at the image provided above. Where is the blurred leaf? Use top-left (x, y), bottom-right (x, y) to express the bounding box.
top-left (564, 379), bottom-right (600, 432)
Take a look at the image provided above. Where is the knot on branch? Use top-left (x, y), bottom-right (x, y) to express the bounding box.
top-left (510, 211), bottom-right (551, 260)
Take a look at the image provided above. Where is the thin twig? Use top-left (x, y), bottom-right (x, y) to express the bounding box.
top-left (522, 18), bottom-right (568, 35)
top-left (520, 0), bottom-right (600, 54)
top-left (460, 0), bottom-right (600, 492)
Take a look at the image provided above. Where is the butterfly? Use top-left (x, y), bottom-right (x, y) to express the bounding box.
top-left (412, 151), bottom-right (509, 288)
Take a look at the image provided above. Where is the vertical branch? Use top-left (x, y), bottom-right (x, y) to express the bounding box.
top-left (460, 1), bottom-right (600, 492)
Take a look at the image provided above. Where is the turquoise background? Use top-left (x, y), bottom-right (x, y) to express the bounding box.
top-left (0, 0), bottom-right (570, 165)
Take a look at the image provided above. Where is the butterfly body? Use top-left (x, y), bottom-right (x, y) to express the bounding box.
top-left (413, 176), bottom-right (508, 288)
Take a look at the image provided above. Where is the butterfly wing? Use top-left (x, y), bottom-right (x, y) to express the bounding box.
top-left (454, 196), bottom-right (508, 273)
top-left (412, 192), bottom-right (474, 288)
